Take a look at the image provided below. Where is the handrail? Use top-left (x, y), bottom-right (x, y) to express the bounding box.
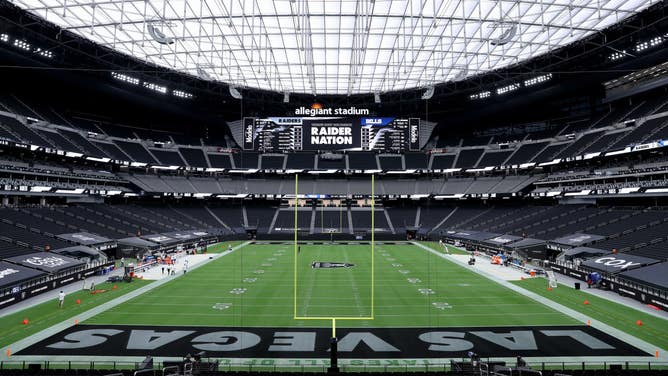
top-left (162, 365), bottom-right (179, 376)
top-left (133, 369), bottom-right (155, 376)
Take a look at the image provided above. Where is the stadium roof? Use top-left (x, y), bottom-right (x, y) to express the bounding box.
top-left (10, 0), bottom-right (659, 95)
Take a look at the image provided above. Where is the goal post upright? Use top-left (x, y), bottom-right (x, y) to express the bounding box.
top-left (371, 174), bottom-right (375, 319)
top-left (293, 173), bottom-right (298, 320)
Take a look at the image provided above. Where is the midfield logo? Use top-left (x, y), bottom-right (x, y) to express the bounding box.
top-left (310, 262), bottom-right (355, 269)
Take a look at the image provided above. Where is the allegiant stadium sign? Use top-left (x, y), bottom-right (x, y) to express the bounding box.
top-left (295, 106), bottom-right (370, 116)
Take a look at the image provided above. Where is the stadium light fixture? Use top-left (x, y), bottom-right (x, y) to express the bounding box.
top-left (497, 83), bottom-right (520, 95)
top-left (147, 24), bottom-right (174, 45)
top-left (7, 34), bottom-right (54, 59)
top-left (489, 23), bottom-right (518, 46)
top-left (605, 147), bottom-right (632, 156)
top-left (85, 156), bottom-right (111, 163)
top-left (635, 36), bottom-right (664, 52)
top-left (609, 51), bottom-right (626, 61)
top-left (524, 73), bottom-right (553, 87)
top-left (196, 67), bottom-right (214, 81)
top-left (421, 86), bottom-right (434, 100)
top-left (34, 47), bottom-right (53, 59)
top-left (111, 72), bottom-right (140, 85)
top-left (469, 91), bottom-right (491, 100)
top-left (55, 188), bottom-right (85, 194)
top-left (173, 90), bottom-right (193, 99)
top-left (451, 65), bottom-right (469, 82)
top-left (143, 82), bottom-right (168, 94)
top-left (13, 39), bottom-right (31, 51)
top-left (229, 86), bottom-right (243, 99)
top-left (149, 165), bottom-right (180, 170)
top-left (608, 46), bottom-right (635, 61)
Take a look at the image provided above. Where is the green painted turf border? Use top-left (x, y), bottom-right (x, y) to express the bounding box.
top-left (0, 280), bottom-right (152, 350)
top-left (512, 277), bottom-right (668, 352)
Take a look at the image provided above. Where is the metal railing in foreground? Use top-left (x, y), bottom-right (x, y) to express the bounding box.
top-left (0, 360), bottom-right (667, 373)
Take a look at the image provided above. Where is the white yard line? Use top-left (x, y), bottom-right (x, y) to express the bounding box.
top-left (411, 241), bottom-right (667, 362)
top-left (0, 241), bottom-right (251, 361)
top-left (343, 249), bottom-right (366, 318)
top-left (299, 253), bottom-right (318, 318)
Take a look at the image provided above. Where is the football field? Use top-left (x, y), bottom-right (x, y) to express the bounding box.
top-left (85, 242), bottom-right (576, 328)
top-left (9, 241), bottom-right (666, 364)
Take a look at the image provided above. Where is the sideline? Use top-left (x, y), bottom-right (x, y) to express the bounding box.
top-left (0, 266), bottom-right (123, 319)
top-left (423, 242), bottom-right (668, 319)
top-left (411, 241), bottom-right (667, 362)
top-left (554, 270), bottom-right (668, 320)
top-left (0, 241), bottom-right (251, 361)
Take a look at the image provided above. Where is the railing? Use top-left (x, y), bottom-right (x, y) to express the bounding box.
top-left (0, 360), bottom-right (666, 373)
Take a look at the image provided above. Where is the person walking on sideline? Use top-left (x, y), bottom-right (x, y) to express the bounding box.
top-left (58, 291), bottom-right (65, 308)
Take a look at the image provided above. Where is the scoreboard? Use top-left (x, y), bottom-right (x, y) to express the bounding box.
top-left (243, 117), bottom-right (419, 152)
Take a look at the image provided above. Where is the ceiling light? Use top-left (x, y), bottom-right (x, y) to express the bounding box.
top-left (497, 83), bottom-right (520, 95)
top-left (469, 91), bottom-right (491, 100)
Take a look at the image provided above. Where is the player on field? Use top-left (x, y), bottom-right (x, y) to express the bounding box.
top-left (58, 290), bottom-right (65, 308)
top-left (439, 239), bottom-right (450, 254)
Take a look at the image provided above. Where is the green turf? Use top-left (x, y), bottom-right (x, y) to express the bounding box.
top-left (0, 280), bottom-right (151, 349)
top-left (5, 241), bottom-right (668, 370)
top-left (296, 244), bottom-right (373, 317)
top-left (513, 277), bottom-right (668, 351)
top-left (86, 242), bottom-right (577, 328)
top-left (205, 240), bottom-right (248, 253)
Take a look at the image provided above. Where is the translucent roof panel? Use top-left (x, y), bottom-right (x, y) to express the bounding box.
top-left (11, 0), bottom-right (657, 95)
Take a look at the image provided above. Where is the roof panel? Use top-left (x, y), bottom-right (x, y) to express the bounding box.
top-left (10, 0), bottom-right (657, 95)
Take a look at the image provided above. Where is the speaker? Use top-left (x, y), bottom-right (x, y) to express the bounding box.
top-left (574, 282), bottom-right (580, 290)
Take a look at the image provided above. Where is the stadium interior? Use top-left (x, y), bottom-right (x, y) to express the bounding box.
top-left (0, 0), bottom-right (668, 375)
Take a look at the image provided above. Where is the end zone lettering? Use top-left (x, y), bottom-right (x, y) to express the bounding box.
top-left (17, 325), bottom-right (648, 358)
